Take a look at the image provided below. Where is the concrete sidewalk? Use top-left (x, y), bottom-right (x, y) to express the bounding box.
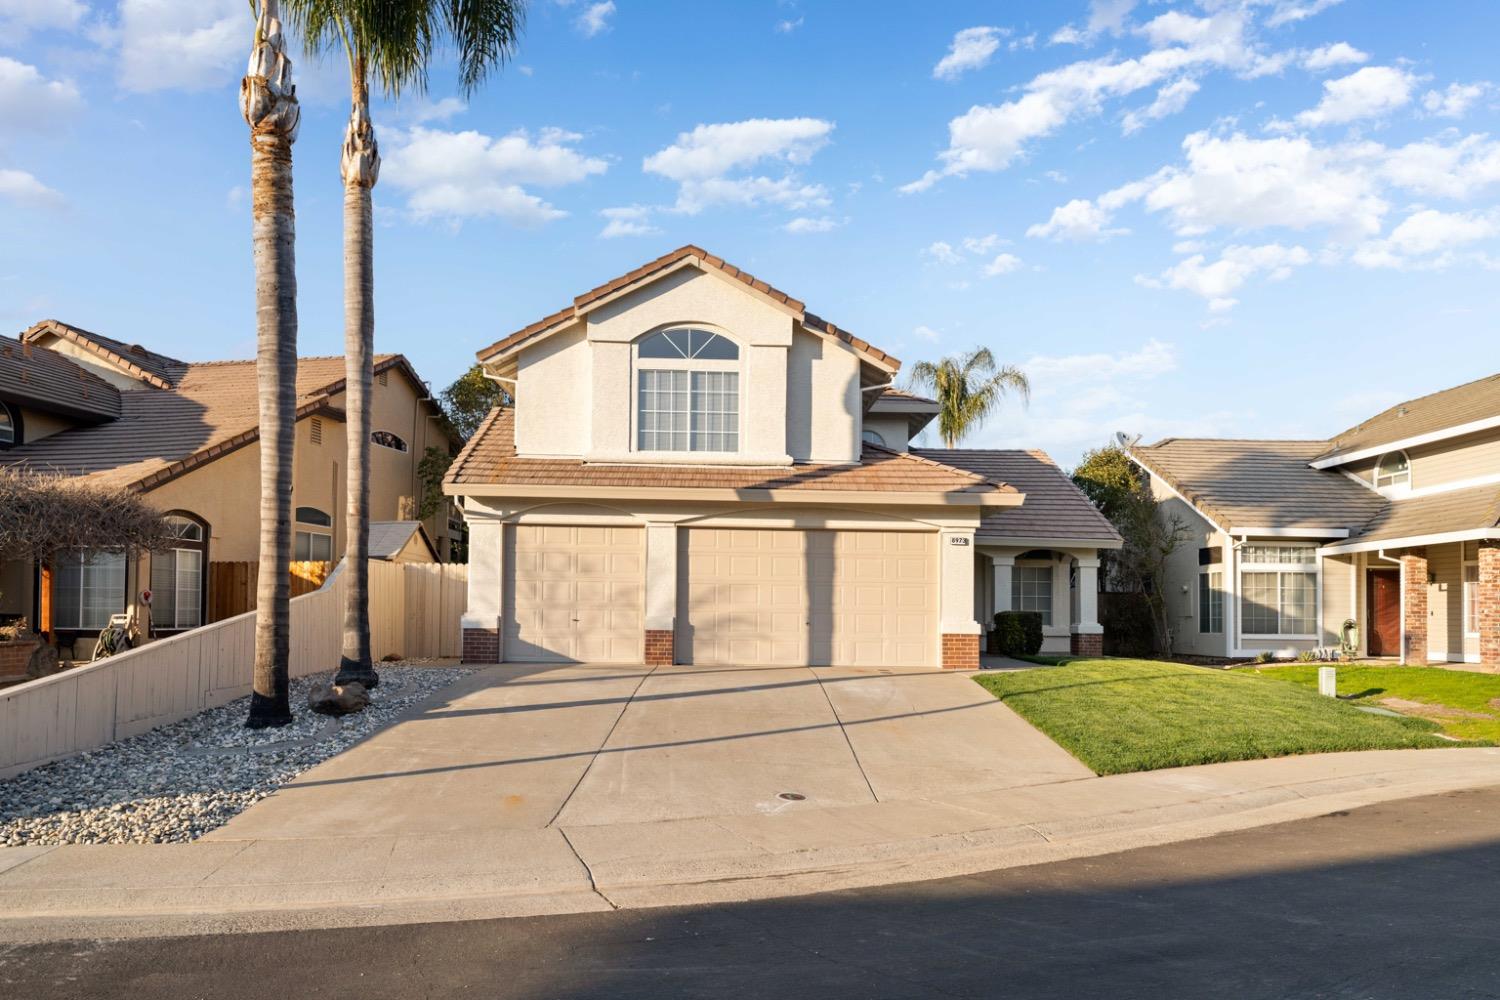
top-left (3, 664), bottom-right (1500, 942)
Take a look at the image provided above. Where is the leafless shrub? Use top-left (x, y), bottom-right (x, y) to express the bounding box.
top-left (0, 467), bottom-right (169, 563)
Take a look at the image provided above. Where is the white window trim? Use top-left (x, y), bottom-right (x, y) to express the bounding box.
top-left (1238, 544), bottom-right (1319, 641)
top-left (1198, 567), bottom-right (1223, 635)
top-left (153, 547), bottom-right (204, 631)
top-left (631, 327), bottom-right (744, 457)
top-left (53, 550), bottom-right (127, 631)
top-left (1012, 559), bottom-right (1055, 627)
top-left (1374, 449), bottom-right (1412, 496)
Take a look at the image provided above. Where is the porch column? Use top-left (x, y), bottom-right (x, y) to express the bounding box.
top-left (1400, 548), bottom-right (1429, 665)
top-left (643, 522), bottom-right (677, 666)
top-left (939, 528), bottom-right (981, 670)
top-left (1480, 542), bottom-right (1500, 666)
top-left (460, 517), bottom-right (504, 663)
top-left (1070, 554), bottom-right (1103, 657)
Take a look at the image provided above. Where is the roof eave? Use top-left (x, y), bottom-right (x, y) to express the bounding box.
top-left (444, 482), bottom-right (1023, 507)
top-left (976, 534), bottom-right (1124, 551)
top-left (1320, 527), bottom-right (1500, 556)
top-left (1311, 413), bottom-right (1500, 468)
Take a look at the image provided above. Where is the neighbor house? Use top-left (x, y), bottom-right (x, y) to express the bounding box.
top-left (1124, 374), bottom-right (1500, 664)
top-left (444, 246), bottom-right (1120, 669)
top-left (0, 321), bottom-right (459, 658)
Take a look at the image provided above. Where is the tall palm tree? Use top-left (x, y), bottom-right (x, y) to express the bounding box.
top-left (241, 0), bottom-right (302, 728)
top-left (284, 0), bottom-right (524, 690)
top-left (909, 348), bottom-right (1030, 448)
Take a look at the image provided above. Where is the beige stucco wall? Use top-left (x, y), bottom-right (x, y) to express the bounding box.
top-left (28, 337), bottom-right (146, 391)
top-left (12, 405), bottom-right (75, 443)
top-left (1150, 485), bottom-right (1229, 658)
top-left (1321, 553), bottom-right (1354, 648)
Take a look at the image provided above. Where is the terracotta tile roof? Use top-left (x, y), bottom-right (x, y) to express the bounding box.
top-left (0, 354), bottom-right (411, 491)
top-left (21, 319), bottom-right (188, 389)
top-left (1317, 372), bottom-right (1500, 465)
top-left (0, 336), bottom-right (121, 422)
top-left (917, 449), bottom-right (1122, 545)
top-left (1350, 483), bottom-right (1500, 545)
top-left (1128, 438), bottom-right (1386, 535)
top-left (876, 387), bottom-right (936, 404)
top-left (446, 407), bottom-right (1009, 498)
top-left (474, 246), bottom-right (899, 371)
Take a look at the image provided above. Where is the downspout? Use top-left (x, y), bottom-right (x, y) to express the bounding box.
top-left (1374, 549), bottom-right (1404, 664)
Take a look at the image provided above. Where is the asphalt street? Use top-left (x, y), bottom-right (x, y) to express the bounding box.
top-left (6, 785), bottom-right (1500, 999)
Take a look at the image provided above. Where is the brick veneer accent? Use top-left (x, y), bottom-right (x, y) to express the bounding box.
top-left (1480, 542), bottom-right (1500, 667)
top-left (1070, 632), bottom-right (1103, 657)
top-left (1400, 548), bottom-right (1429, 665)
top-left (461, 627), bottom-right (500, 664)
top-left (644, 629), bottom-right (674, 666)
top-left (941, 633), bottom-right (979, 670)
top-left (0, 638), bottom-right (42, 682)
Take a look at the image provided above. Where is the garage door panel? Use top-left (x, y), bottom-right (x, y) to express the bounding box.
top-left (505, 525), bottom-right (643, 663)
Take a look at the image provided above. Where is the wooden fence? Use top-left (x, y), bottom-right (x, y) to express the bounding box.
top-left (0, 559), bottom-right (468, 778)
top-left (207, 561), bottom-right (333, 623)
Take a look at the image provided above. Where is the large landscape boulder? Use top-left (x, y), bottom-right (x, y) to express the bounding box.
top-left (308, 680), bottom-right (370, 716)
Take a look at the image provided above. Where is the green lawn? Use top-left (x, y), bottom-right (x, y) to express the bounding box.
top-left (1245, 664), bottom-right (1500, 743)
top-left (974, 658), bottom-right (1467, 776)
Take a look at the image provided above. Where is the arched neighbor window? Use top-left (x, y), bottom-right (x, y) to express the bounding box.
top-left (151, 512), bottom-right (208, 631)
top-left (635, 328), bottom-right (740, 453)
top-left (371, 430), bottom-right (408, 452)
top-left (0, 401), bottom-right (19, 448)
top-left (862, 429), bottom-right (887, 447)
top-left (294, 506), bottom-right (333, 561)
top-left (1374, 451), bottom-right (1410, 489)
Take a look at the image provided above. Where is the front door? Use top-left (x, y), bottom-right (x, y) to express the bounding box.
top-left (1367, 569), bottom-right (1401, 657)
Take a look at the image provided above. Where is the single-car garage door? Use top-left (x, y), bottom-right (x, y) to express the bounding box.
top-left (504, 525), bottom-right (643, 662)
top-left (680, 528), bottom-right (937, 667)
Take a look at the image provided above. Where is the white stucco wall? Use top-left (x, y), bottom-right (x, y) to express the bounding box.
top-left (786, 326), bottom-right (861, 464)
top-left (515, 322), bottom-right (589, 457)
top-left (862, 415), bottom-right (910, 452)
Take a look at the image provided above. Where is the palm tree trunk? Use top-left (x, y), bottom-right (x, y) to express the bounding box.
top-left (335, 76), bottom-right (379, 688)
top-left (242, 0), bottom-right (300, 728)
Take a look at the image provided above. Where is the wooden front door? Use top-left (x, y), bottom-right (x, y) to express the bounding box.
top-left (1367, 569), bottom-right (1401, 656)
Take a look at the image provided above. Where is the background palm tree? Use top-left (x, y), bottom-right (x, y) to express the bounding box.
top-left (909, 348), bottom-right (1030, 448)
top-left (284, 0), bottom-right (524, 690)
top-left (241, 0), bottom-right (302, 728)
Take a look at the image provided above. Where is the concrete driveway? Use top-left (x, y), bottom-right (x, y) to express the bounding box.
top-left (210, 664), bottom-right (1091, 840)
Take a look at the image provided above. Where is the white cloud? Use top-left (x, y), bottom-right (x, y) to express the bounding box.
top-left (0, 0), bottom-right (86, 34)
top-left (1121, 76), bottom-right (1199, 134)
top-left (1422, 81), bottom-right (1492, 119)
top-left (1051, 0), bottom-right (1137, 47)
top-left (775, 16), bottom-right (803, 34)
top-left (1301, 42), bottom-right (1368, 72)
top-left (1026, 197), bottom-right (1128, 241)
top-left (574, 1), bottom-right (614, 38)
top-left (784, 215), bottom-right (839, 233)
top-left (1352, 208), bottom-right (1500, 269)
top-left (0, 56), bottom-right (81, 132)
top-left (381, 125), bottom-right (607, 226)
top-left (1138, 242), bottom-right (1310, 311)
top-left (922, 240), bottom-right (962, 265)
top-left (1377, 133), bottom-right (1500, 200)
top-left (983, 252), bottom-right (1023, 276)
top-left (643, 118), bottom-right (835, 216)
top-left (1025, 338), bottom-right (1176, 383)
top-left (598, 205), bottom-right (660, 239)
top-left (402, 97), bottom-right (467, 125)
top-left (962, 233), bottom-right (1002, 254)
top-left (914, 324), bottom-right (941, 342)
top-left (1263, 0), bottom-right (1346, 28)
top-left (933, 26), bottom-right (1004, 81)
top-left (0, 167), bottom-right (62, 207)
top-left (904, 7), bottom-right (1264, 191)
top-left (1292, 66), bottom-right (1418, 128)
top-left (116, 0), bottom-right (243, 92)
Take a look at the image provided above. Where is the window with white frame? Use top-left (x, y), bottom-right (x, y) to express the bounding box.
top-left (1199, 571), bottom-right (1223, 633)
top-left (1464, 541), bottom-right (1480, 637)
top-left (1374, 451), bottom-right (1410, 490)
top-left (862, 429), bottom-right (887, 447)
top-left (1239, 543), bottom-right (1317, 637)
top-left (151, 514), bottom-right (207, 631)
top-left (294, 506), bottom-right (333, 561)
top-left (1012, 564), bottom-right (1054, 626)
top-left (635, 329), bottom-right (740, 453)
top-left (0, 401), bottom-right (17, 448)
top-left (53, 551), bottom-right (126, 630)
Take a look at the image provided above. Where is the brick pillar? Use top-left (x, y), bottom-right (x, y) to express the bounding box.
top-left (644, 629), bottom-right (674, 666)
top-left (941, 633), bottom-right (979, 670)
top-left (461, 627), bottom-right (500, 664)
top-left (1070, 632), bottom-right (1103, 657)
top-left (1400, 548), bottom-right (1428, 665)
top-left (1480, 542), bottom-right (1500, 667)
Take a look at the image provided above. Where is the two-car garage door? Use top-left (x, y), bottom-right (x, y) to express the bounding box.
top-left (678, 528), bottom-right (938, 668)
top-left (502, 524), bottom-right (938, 667)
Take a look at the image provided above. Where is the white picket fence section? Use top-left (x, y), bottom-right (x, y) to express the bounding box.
top-left (0, 560), bottom-right (467, 779)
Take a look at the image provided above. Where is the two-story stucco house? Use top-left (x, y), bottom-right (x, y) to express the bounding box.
top-left (444, 246), bottom-right (1121, 669)
top-left (1124, 373), bottom-right (1500, 664)
top-left (0, 321), bottom-right (458, 658)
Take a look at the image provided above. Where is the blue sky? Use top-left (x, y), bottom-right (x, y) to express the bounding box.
top-left (1, 0), bottom-right (1497, 467)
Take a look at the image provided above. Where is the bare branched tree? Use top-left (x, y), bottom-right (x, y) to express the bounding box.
top-left (0, 468), bottom-right (169, 563)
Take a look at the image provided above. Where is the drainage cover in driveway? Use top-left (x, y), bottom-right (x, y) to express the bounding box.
top-left (778, 792), bottom-right (807, 801)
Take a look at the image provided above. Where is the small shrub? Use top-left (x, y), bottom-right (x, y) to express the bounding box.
top-left (991, 611), bottom-right (1044, 657)
top-left (1255, 650), bottom-right (1276, 664)
top-left (1296, 650), bottom-right (1319, 663)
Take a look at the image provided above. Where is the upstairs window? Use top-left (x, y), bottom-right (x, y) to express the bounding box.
top-left (635, 328), bottom-right (740, 453)
top-left (1375, 451), bottom-right (1410, 490)
top-left (862, 429), bottom-right (887, 447)
top-left (294, 507), bottom-right (333, 561)
top-left (371, 430), bottom-right (408, 452)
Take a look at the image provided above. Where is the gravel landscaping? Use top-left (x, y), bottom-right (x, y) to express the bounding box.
top-left (0, 662), bottom-right (471, 846)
